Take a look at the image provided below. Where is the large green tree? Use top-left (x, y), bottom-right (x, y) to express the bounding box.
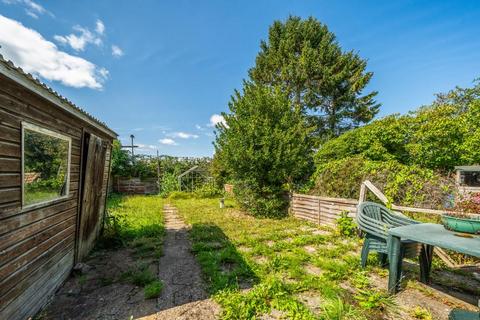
top-left (215, 82), bottom-right (314, 217)
top-left (249, 16), bottom-right (380, 140)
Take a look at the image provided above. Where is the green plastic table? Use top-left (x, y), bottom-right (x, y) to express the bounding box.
top-left (387, 223), bottom-right (480, 294)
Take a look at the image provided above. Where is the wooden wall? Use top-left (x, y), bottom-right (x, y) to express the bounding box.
top-left (0, 74), bottom-right (113, 319)
top-left (113, 177), bottom-right (158, 195)
top-left (290, 193), bottom-right (358, 227)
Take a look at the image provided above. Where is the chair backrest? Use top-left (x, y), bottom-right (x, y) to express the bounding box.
top-left (356, 201), bottom-right (418, 239)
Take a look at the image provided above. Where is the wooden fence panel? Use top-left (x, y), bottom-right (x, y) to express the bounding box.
top-left (290, 193), bottom-right (358, 227)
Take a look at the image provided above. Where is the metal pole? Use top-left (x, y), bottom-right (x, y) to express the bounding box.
top-left (130, 134), bottom-right (135, 157)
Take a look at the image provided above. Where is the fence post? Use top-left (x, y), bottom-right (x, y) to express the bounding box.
top-left (318, 198), bottom-right (321, 225)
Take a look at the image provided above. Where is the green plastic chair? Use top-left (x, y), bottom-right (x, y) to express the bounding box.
top-left (448, 309), bottom-right (480, 319)
top-left (356, 201), bottom-right (421, 268)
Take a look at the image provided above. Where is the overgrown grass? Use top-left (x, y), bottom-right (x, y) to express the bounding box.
top-left (96, 194), bottom-right (165, 296)
top-left (100, 193), bottom-right (165, 251)
top-left (172, 198), bottom-right (401, 319)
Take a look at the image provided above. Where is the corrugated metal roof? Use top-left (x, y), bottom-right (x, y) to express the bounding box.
top-left (0, 54), bottom-right (117, 138)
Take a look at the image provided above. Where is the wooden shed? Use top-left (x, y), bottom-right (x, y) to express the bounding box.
top-left (0, 56), bottom-right (117, 319)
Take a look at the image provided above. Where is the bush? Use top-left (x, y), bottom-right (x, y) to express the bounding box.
top-left (314, 82), bottom-right (480, 171)
top-left (193, 183), bottom-right (223, 199)
top-left (233, 181), bottom-right (288, 218)
top-left (214, 83), bottom-right (314, 217)
top-left (311, 156), bottom-right (455, 209)
top-left (159, 172), bottom-right (180, 197)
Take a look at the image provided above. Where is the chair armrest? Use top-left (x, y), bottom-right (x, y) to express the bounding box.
top-left (357, 214), bottom-right (390, 240)
top-left (389, 211), bottom-right (419, 226)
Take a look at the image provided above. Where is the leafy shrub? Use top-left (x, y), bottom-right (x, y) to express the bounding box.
top-left (311, 156), bottom-right (455, 209)
top-left (193, 183), bottom-right (223, 199)
top-left (159, 172), bottom-right (180, 197)
top-left (336, 212), bottom-right (357, 237)
top-left (214, 83), bottom-right (314, 217)
top-left (315, 82), bottom-right (480, 171)
top-left (233, 181), bottom-right (288, 218)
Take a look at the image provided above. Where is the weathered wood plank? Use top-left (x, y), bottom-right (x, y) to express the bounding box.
top-left (0, 216), bottom-right (76, 267)
top-left (0, 188), bottom-right (20, 204)
top-left (0, 91), bottom-right (82, 139)
top-left (0, 124), bottom-right (20, 143)
top-left (0, 206), bottom-right (76, 251)
top-left (9, 253), bottom-right (72, 320)
top-left (0, 225), bottom-right (74, 281)
top-left (0, 200), bottom-right (76, 235)
top-left (0, 140), bottom-right (20, 158)
top-left (0, 173), bottom-right (21, 188)
top-left (0, 158), bottom-right (20, 172)
top-left (0, 231), bottom-right (74, 295)
top-left (0, 246), bottom-right (73, 319)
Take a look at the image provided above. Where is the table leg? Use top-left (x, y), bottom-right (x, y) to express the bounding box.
top-left (419, 244), bottom-right (434, 283)
top-left (388, 234), bottom-right (402, 294)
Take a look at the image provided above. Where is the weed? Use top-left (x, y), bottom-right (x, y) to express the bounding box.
top-left (122, 264), bottom-right (157, 287)
top-left (321, 297), bottom-right (366, 320)
top-left (144, 280), bottom-right (164, 299)
top-left (410, 306), bottom-right (433, 320)
top-left (354, 288), bottom-right (397, 313)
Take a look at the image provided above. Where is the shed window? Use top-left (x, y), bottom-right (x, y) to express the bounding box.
top-left (459, 171), bottom-right (480, 187)
top-left (22, 122), bottom-right (71, 207)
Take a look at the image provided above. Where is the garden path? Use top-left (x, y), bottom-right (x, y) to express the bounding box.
top-left (148, 204), bottom-right (220, 319)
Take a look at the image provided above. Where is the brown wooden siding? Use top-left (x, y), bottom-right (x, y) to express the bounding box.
top-left (0, 73), bottom-right (114, 319)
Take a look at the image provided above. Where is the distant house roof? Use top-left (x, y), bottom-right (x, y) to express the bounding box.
top-left (455, 165), bottom-right (480, 172)
top-left (0, 54), bottom-right (117, 138)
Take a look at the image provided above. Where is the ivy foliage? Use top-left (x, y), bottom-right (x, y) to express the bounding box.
top-left (312, 82), bottom-right (480, 208)
top-left (315, 82), bottom-right (480, 171)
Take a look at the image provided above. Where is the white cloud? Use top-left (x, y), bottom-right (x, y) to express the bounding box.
top-left (54, 24), bottom-right (102, 51)
top-left (159, 138), bottom-right (178, 146)
top-left (0, 15), bottom-right (107, 89)
top-left (195, 124), bottom-right (205, 131)
top-left (137, 144), bottom-right (157, 151)
top-left (133, 127), bottom-right (144, 132)
top-left (168, 131), bottom-right (199, 139)
top-left (95, 19), bottom-right (105, 35)
top-left (2, 0), bottom-right (52, 18)
top-left (111, 45), bottom-right (124, 57)
top-left (208, 114), bottom-right (227, 127)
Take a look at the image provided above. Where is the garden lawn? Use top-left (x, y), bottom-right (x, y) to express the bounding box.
top-left (172, 198), bottom-right (405, 320)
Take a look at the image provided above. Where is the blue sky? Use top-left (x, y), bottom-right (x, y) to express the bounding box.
top-left (1, 1), bottom-right (480, 157)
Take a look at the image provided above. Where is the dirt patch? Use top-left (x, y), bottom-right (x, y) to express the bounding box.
top-left (304, 264), bottom-right (323, 276)
top-left (265, 240), bottom-right (275, 247)
top-left (41, 248), bottom-right (159, 319)
top-left (312, 229), bottom-right (331, 236)
top-left (253, 255), bottom-right (268, 264)
top-left (304, 245), bottom-right (317, 253)
top-left (296, 291), bottom-right (325, 315)
top-left (238, 245), bottom-right (253, 253)
top-left (259, 308), bottom-right (286, 319)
